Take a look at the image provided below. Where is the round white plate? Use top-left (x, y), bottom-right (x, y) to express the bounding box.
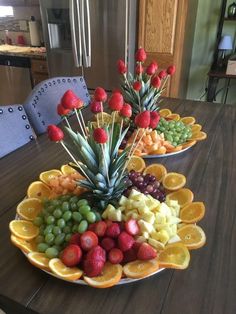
top-left (143, 145), bottom-right (192, 159)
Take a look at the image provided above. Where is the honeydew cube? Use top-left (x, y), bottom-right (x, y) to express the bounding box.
top-left (138, 219), bottom-right (154, 234)
top-left (135, 236), bottom-right (146, 243)
top-left (142, 231), bottom-right (150, 239)
top-left (148, 238), bottom-right (165, 250)
top-left (150, 230), bottom-right (169, 244)
top-left (159, 203), bottom-right (172, 217)
top-left (155, 212), bottom-right (166, 224)
top-left (142, 211), bottom-right (155, 224)
top-left (168, 234), bottom-right (181, 244)
top-left (166, 216), bottom-right (181, 225)
top-left (137, 205), bottom-right (150, 215)
top-left (102, 204), bottom-right (116, 219)
top-left (108, 209), bottom-right (122, 222)
top-left (119, 196), bottom-right (128, 206)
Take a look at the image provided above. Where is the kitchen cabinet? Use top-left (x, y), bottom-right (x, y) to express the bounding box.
top-left (31, 58), bottom-right (48, 86)
top-left (138, 0), bottom-right (198, 98)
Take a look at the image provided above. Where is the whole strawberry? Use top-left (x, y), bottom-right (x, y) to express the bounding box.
top-left (146, 62), bottom-right (158, 76)
top-left (158, 70), bottom-right (167, 79)
top-left (61, 244), bottom-right (82, 267)
top-left (117, 59), bottom-right (127, 74)
top-left (47, 125), bottom-right (64, 142)
top-left (151, 76), bottom-right (161, 89)
top-left (149, 111), bottom-right (160, 129)
top-left (136, 64), bottom-right (143, 75)
top-left (108, 93), bottom-right (123, 111)
top-left (120, 103), bottom-right (132, 118)
top-left (135, 48), bottom-right (147, 62)
top-left (118, 231), bottom-right (135, 252)
top-left (94, 87), bottom-right (107, 102)
top-left (134, 111), bottom-right (151, 129)
top-left (83, 259), bottom-right (104, 277)
top-left (61, 90), bottom-right (83, 110)
top-left (106, 222), bottom-right (121, 238)
top-left (167, 65), bottom-right (176, 76)
top-left (86, 245), bottom-right (106, 263)
top-left (137, 243), bottom-right (157, 260)
top-left (93, 128), bottom-right (108, 144)
top-left (57, 103), bottom-right (70, 116)
top-left (133, 81), bottom-right (142, 91)
top-left (90, 100), bottom-right (103, 114)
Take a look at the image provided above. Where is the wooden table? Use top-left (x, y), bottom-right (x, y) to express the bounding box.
top-left (0, 98), bottom-right (235, 314)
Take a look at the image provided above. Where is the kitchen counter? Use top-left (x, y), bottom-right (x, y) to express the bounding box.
top-left (0, 44), bottom-right (46, 60)
top-left (0, 98), bottom-right (235, 314)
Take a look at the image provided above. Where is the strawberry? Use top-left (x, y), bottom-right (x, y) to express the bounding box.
top-left (133, 81), bottom-right (142, 91)
top-left (100, 237), bottom-right (116, 252)
top-left (151, 75), bottom-right (161, 89)
top-left (122, 247), bottom-right (137, 263)
top-left (132, 241), bottom-right (142, 253)
top-left (125, 219), bottom-right (140, 236)
top-left (69, 233), bottom-right (80, 245)
top-left (134, 111), bottom-right (150, 129)
top-left (120, 103), bottom-right (132, 118)
top-left (135, 48), bottom-right (147, 62)
top-left (108, 248), bottom-right (123, 264)
top-left (118, 231), bottom-right (135, 252)
top-left (106, 223), bottom-right (121, 238)
top-left (117, 59), bottom-right (127, 74)
top-left (61, 244), bottom-right (82, 267)
top-left (47, 125), bottom-right (64, 142)
top-left (93, 128), bottom-right (108, 144)
top-left (88, 223), bottom-right (96, 232)
top-left (158, 70), bottom-right (167, 79)
top-left (57, 103), bottom-right (70, 116)
top-left (108, 93), bottom-right (123, 111)
top-left (137, 243), bottom-right (157, 260)
top-left (149, 111), bottom-right (160, 129)
top-left (94, 87), bottom-right (107, 102)
top-left (146, 62), bottom-right (158, 75)
top-left (61, 90), bottom-right (83, 110)
top-left (135, 63), bottom-right (143, 75)
top-left (80, 231), bottom-right (98, 251)
top-left (90, 100), bottom-right (103, 114)
top-left (83, 259), bottom-right (104, 277)
top-left (93, 221), bottom-right (107, 237)
top-left (167, 65), bottom-right (176, 76)
top-left (86, 245), bottom-right (106, 263)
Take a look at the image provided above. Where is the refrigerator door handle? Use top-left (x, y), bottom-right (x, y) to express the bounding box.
top-left (81, 0), bottom-right (91, 67)
top-left (69, 0), bottom-right (82, 67)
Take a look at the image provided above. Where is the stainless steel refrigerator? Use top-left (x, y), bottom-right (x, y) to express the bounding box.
top-left (39, 0), bottom-right (137, 92)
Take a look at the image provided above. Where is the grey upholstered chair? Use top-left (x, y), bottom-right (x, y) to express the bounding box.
top-left (24, 76), bottom-right (90, 135)
top-left (0, 105), bottom-right (36, 158)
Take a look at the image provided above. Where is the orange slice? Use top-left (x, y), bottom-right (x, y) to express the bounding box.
top-left (9, 220), bottom-right (39, 240)
top-left (162, 172), bottom-right (186, 191)
top-left (49, 258), bottom-right (83, 281)
top-left (158, 243), bottom-right (190, 269)
top-left (177, 224), bottom-right (206, 250)
top-left (190, 131), bottom-right (207, 141)
top-left (180, 202), bottom-right (205, 223)
top-left (181, 140), bottom-right (196, 149)
top-left (123, 258), bottom-right (159, 279)
top-left (39, 169), bottom-right (62, 185)
top-left (180, 116), bottom-right (196, 125)
top-left (166, 188), bottom-right (194, 208)
top-left (166, 113), bottom-right (180, 121)
top-left (84, 262), bottom-right (123, 288)
top-left (166, 145), bottom-right (183, 153)
top-left (96, 112), bottom-right (112, 125)
top-left (159, 109), bottom-right (172, 117)
top-left (27, 252), bottom-right (50, 271)
top-left (60, 164), bottom-right (77, 175)
top-left (16, 198), bottom-right (42, 221)
top-left (191, 124), bottom-right (202, 134)
top-left (143, 164), bottom-right (167, 182)
top-left (27, 181), bottom-right (52, 200)
top-left (11, 234), bottom-right (37, 253)
top-left (127, 156), bottom-right (146, 172)
top-left (150, 146), bottom-right (167, 155)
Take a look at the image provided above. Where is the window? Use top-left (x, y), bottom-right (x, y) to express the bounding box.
top-left (0, 6), bottom-right (14, 18)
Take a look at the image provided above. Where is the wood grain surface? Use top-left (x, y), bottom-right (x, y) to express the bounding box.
top-left (0, 98), bottom-right (235, 314)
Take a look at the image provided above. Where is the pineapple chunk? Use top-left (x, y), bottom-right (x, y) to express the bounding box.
top-left (161, 225), bottom-right (173, 238)
top-left (126, 200), bottom-right (134, 210)
top-left (159, 203), bottom-right (172, 217)
top-left (148, 238), bottom-right (165, 250)
top-left (151, 230), bottom-right (169, 245)
top-left (117, 206), bottom-right (126, 212)
top-left (126, 209), bottom-right (139, 219)
top-left (129, 189), bottom-right (141, 199)
top-left (102, 204), bottom-right (116, 219)
top-left (108, 209), bottom-right (122, 222)
top-left (138, 219), bottom-right (154, 233)
top-left (166, 199), bottom-right (179, 207)
top-left (132, 200), bottom-right (146, 209)
top-left (119, 195), bottom-right (128, 206)
top-left (137, 205), bottom-right (150, 215)
top-left (155, 212), bottom-right (166, 224)
top-left (168, 234), bottom-right (181, 244)
top-left (142, 211), bottom-right (155, 224)
top-left (166, 216), bottom-right (181, 225)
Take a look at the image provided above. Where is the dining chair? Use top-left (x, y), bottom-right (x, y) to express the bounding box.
top-left (23, 76), bottom-right (90, 135)
top-left (0, 105), bottom-right (36, 158)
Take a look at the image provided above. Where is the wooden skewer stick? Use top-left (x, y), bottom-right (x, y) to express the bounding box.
top-left (64, 117), bottom-right (72, 129)
top-left (101, 101), bottom-right (104, 126)
top-left (74, 109), bottom-right (86, 139)
top-left (79, 109), bottom-right (88, 136)
top-left (101, 144), bottom-right (110, 186)
top-left (110, 111), bottom-right (116, 151)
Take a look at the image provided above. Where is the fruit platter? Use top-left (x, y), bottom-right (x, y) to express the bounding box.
top-left (9, 87), bottom-right (206, 288)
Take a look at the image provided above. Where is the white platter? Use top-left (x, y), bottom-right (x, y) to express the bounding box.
top-left (142, 145), bottom-right (192, 159)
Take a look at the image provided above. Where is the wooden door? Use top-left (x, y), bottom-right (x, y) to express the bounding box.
top-left (138, 0), bottom-right (195, 98)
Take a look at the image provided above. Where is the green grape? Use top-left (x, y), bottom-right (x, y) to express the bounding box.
top-left (79, 205), bottom-right (91, 216)
top-left (51, 199), bottom-right (61, 207)
top-left (52, 226), bottom-right (61, 236)
top-left (72, 224), bottom-right (79, 233)
top-left (37, 242), bottom-right (49, 253)
top-left (67, 221), bottom-right (73, 227)
top-left (61, 202), bottom-right (70, 212)
top-left (70, 196), bottom-right (79, 203)
top-left (77, 199), bottom-right (88, 207)
top-left (33, 216), bottom-right (43, 227)
top-left (46, 215), bottom-right (55, 225)
top-left (78, 220), bottom-right (88, 234)
top-left (65, 233), bottom-right (72, 242)
top-left (70, 203), bottom-right (78, 211)
top-left (54, 233), bottom-right (65, 246)
top-left (35, 235), bottom-right (44, 244)
top-left (53, 208), bottom-right (62, 219)
top-left (39, 225), bottom-right (46, 235)
top-left (60, 195), bottom-right (71, 201)
top-left (57, 218), bottom-right (66, 228)
top-left (172, 142), bottom-right (177, 147)
top-left (94, 211), bottom-right (102, 222)
top-left (42, 209), bottom-right (50, 217)
top-left (44, 225), bottom-right (54, 235)
top-left (72, 212), bottom-right (82, 222)
top-left (45, 233), bottom-right (55, 245)
top-left (45, 247), bottom-right (59, 259)
top-left (62, 211), bottom-right (72, 221)
top-left (86, 212), bottom-right (96, 223)
top-left (63, 225), bottom-right (71, 234)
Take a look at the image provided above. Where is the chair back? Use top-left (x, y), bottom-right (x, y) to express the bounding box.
top-left (0, 105), bottom-right (35, 158)
top-left (24, 76), bottom-right (90, 134)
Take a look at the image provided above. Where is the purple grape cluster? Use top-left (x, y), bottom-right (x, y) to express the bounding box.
top-left (124, 170), bottom-right (166, 202)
